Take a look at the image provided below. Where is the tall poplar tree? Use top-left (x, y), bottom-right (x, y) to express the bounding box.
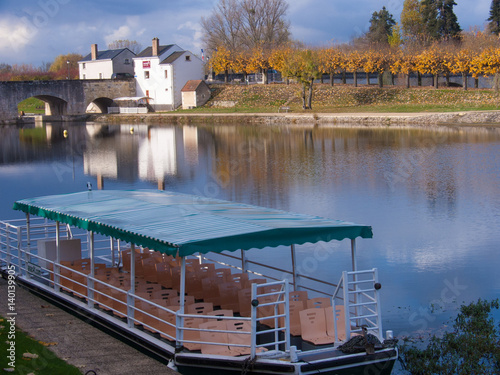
top-left (401, 0), bottom-right (425, 41)
top-left (487, 0), bottom-right (500, 34)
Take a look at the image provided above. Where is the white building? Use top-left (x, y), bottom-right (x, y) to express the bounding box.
top-left (134, 38), bottom-right (204, 111)
top-left (78, 44), bottom-right (135, 80)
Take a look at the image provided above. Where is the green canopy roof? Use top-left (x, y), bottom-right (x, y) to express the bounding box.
top-left (13, 190), bottom-right (373, 257)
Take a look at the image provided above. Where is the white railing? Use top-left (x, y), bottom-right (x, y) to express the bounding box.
top-left (332, 269), bottom-right (383, 341)
top-left (108, 107), bottom-right (148, 114)
top-left (174, 279), bottom-right (290, 359)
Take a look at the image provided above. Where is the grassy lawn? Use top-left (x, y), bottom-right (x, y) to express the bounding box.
top-left (0, 315), bottom-right (81, 375)
top-left (17, 97), bottom-right (45, 115)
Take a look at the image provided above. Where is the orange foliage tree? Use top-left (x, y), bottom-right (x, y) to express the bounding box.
top-left (318, 47), bottom-right (344, 86)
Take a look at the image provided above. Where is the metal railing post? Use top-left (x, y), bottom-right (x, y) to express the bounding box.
top-left (17, 227), bottom-right (24, 276)
top-left (127, 243), bottom-right (136, 328)
top-left (5, 223), bottom-right (12, 266)
top-left (291, 245), bottom-right (297, 291)
top-left (87, 231), bottom-right (95, 308)
top-left (250, 282), bottom-right (258, 359)
top-left (54, 222), bottom-right (60, 291)
top-left (374, 268), bottom-right (383, 339)
top-left (342, 271), bottom-right (351, 339)
top-left (284, 279), bottom-right (290, 352)
top-left (25, 214), bottom-right (31, 278)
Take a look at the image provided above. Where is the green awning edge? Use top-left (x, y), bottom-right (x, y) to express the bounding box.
top-left (13, 201), bottom-right (181, 256)
top-left (13, 192), bottom-right (373, 257)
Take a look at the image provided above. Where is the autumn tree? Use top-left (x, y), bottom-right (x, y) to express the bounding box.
top-left (478, 47), bottom-right (500, 91)
top-left (279, 48), bottom-right (320, 109)
top-left (49, 53), bottom-right (83, 79)
top-left (366, 7), bottom-right (396, 45)
top-left (346, 50), bottom-right (365, 87)
top-left (210, 46), bottom-right (233, 83)
top-left (247, 44), bottom-right (272, 84)
top-left (269, 45), bottom-right (293, 84)
top-left (318, 47), bottom-right (344, 86)
top-left (400, 0), bottom-right (425, 42)
top-left (390, 49), bottom-right (416, 88)
top-left (388, 23), bottom-right (404, 48)
top-left (108, 39), bottom-right (142, 54)
top-left (487, 0), bottom-right (500, 34)
top-left (364, 49), bottom-right (392, 87)
top-left (416, 46), bottom-right (446, 88)
top-left (449, 48), bottom-right (476, 90)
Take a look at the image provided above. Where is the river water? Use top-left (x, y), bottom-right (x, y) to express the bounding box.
top-left (1, 121), bottom-right (499, 348)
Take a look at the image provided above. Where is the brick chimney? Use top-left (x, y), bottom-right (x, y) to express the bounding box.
top-left (91, 44), bottom-right (98, 60)
top-left (152, 37), bottom-right (159, 56)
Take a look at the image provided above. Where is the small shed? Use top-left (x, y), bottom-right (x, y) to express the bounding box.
top-left (181, 80), bottom-right (211, 109)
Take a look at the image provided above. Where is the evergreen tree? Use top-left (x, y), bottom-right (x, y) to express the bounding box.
top-left (421, 0), bottom-right (440, 40)
top-left (438, 0), bottom-right (461, 40)
top-left (487, 0), bottom-right (500, 34)
top-left (367, 6), bottom-right (396, 45)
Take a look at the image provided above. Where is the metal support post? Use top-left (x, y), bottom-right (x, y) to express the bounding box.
top-left (87, 231), bottom-right (95, 308)
top-left (127, 244), bottom-right (136, 328)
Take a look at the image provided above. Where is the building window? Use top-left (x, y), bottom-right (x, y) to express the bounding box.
top-left (165, 70), bottom-right (168, 79)
top-left (185, 55), bottom-right (191, 62)
top-left (99, 73), bottom-right (102, 79)
top-left (82, 63), bottom-right (86, 69)
top-left (83, 74), bottom-right (86, 79)
top-left (124, 58), bottom-right (130, 65)
top-left (145, 71), bottom-right (150, 79)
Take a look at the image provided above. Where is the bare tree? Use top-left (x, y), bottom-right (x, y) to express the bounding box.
top-left (108, 40), bottom-right (142, 54)
top-left (201, 0), bottom-right (290, 53)
top-left (201, 0), bottom-right (243, 53)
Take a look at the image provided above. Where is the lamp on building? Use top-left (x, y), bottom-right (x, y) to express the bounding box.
top-left (67, 60), bottom-right (70, 80)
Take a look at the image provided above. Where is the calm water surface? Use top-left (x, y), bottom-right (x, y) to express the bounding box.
top-left (1, 122), bottom-right (499, 345)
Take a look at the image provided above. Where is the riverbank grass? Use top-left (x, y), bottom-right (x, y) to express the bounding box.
top-left (0, 315), bottom-right (81, 375)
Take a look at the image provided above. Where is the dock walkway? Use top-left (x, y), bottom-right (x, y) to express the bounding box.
top-left (0, 277), bottom-right (179, 375)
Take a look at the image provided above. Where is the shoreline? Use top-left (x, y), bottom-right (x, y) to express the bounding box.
top-left (89, 110), bottom-right (500, 127)
top-left (4, 110), bottom-right (500, 127)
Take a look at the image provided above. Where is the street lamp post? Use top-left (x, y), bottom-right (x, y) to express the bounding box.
top-left (67, 60), bottom-right (70, 80)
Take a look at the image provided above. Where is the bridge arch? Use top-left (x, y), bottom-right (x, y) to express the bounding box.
top-left (28, 95), bottom-right (68, 116)
top-left (86, 97), bottom-right (114, 113)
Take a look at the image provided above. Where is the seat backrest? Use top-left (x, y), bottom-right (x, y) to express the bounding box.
top-left (325, 305), bottom-right (346, 341)
top-left (187, 302), bottom-right (214, 315)
top-left (307, 297), bottom-right (331, 309)
top-left (289, 290), bottom-right (308, 304)
top-left (299, 307), bottom-right (328, 341)
top-left (226, 319), bottom-right (251, 347)
top-left (199, 320), bottom-right (230, 355)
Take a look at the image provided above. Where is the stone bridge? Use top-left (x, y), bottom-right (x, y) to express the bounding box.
top-left (0, 79), bottom-right (135, 122)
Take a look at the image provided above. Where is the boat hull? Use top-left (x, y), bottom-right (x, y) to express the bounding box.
top-left (175, 348), bottom-right (397, 375)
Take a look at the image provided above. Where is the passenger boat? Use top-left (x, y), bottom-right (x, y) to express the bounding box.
top-left (0, 189), bottom-right (397, 374)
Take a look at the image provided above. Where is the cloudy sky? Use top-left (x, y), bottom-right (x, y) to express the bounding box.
top-left (0, 0), bottom-right (493, 66)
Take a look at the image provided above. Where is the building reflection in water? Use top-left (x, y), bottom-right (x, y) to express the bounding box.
top-left (83, 124), bottom-right (200, 190)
